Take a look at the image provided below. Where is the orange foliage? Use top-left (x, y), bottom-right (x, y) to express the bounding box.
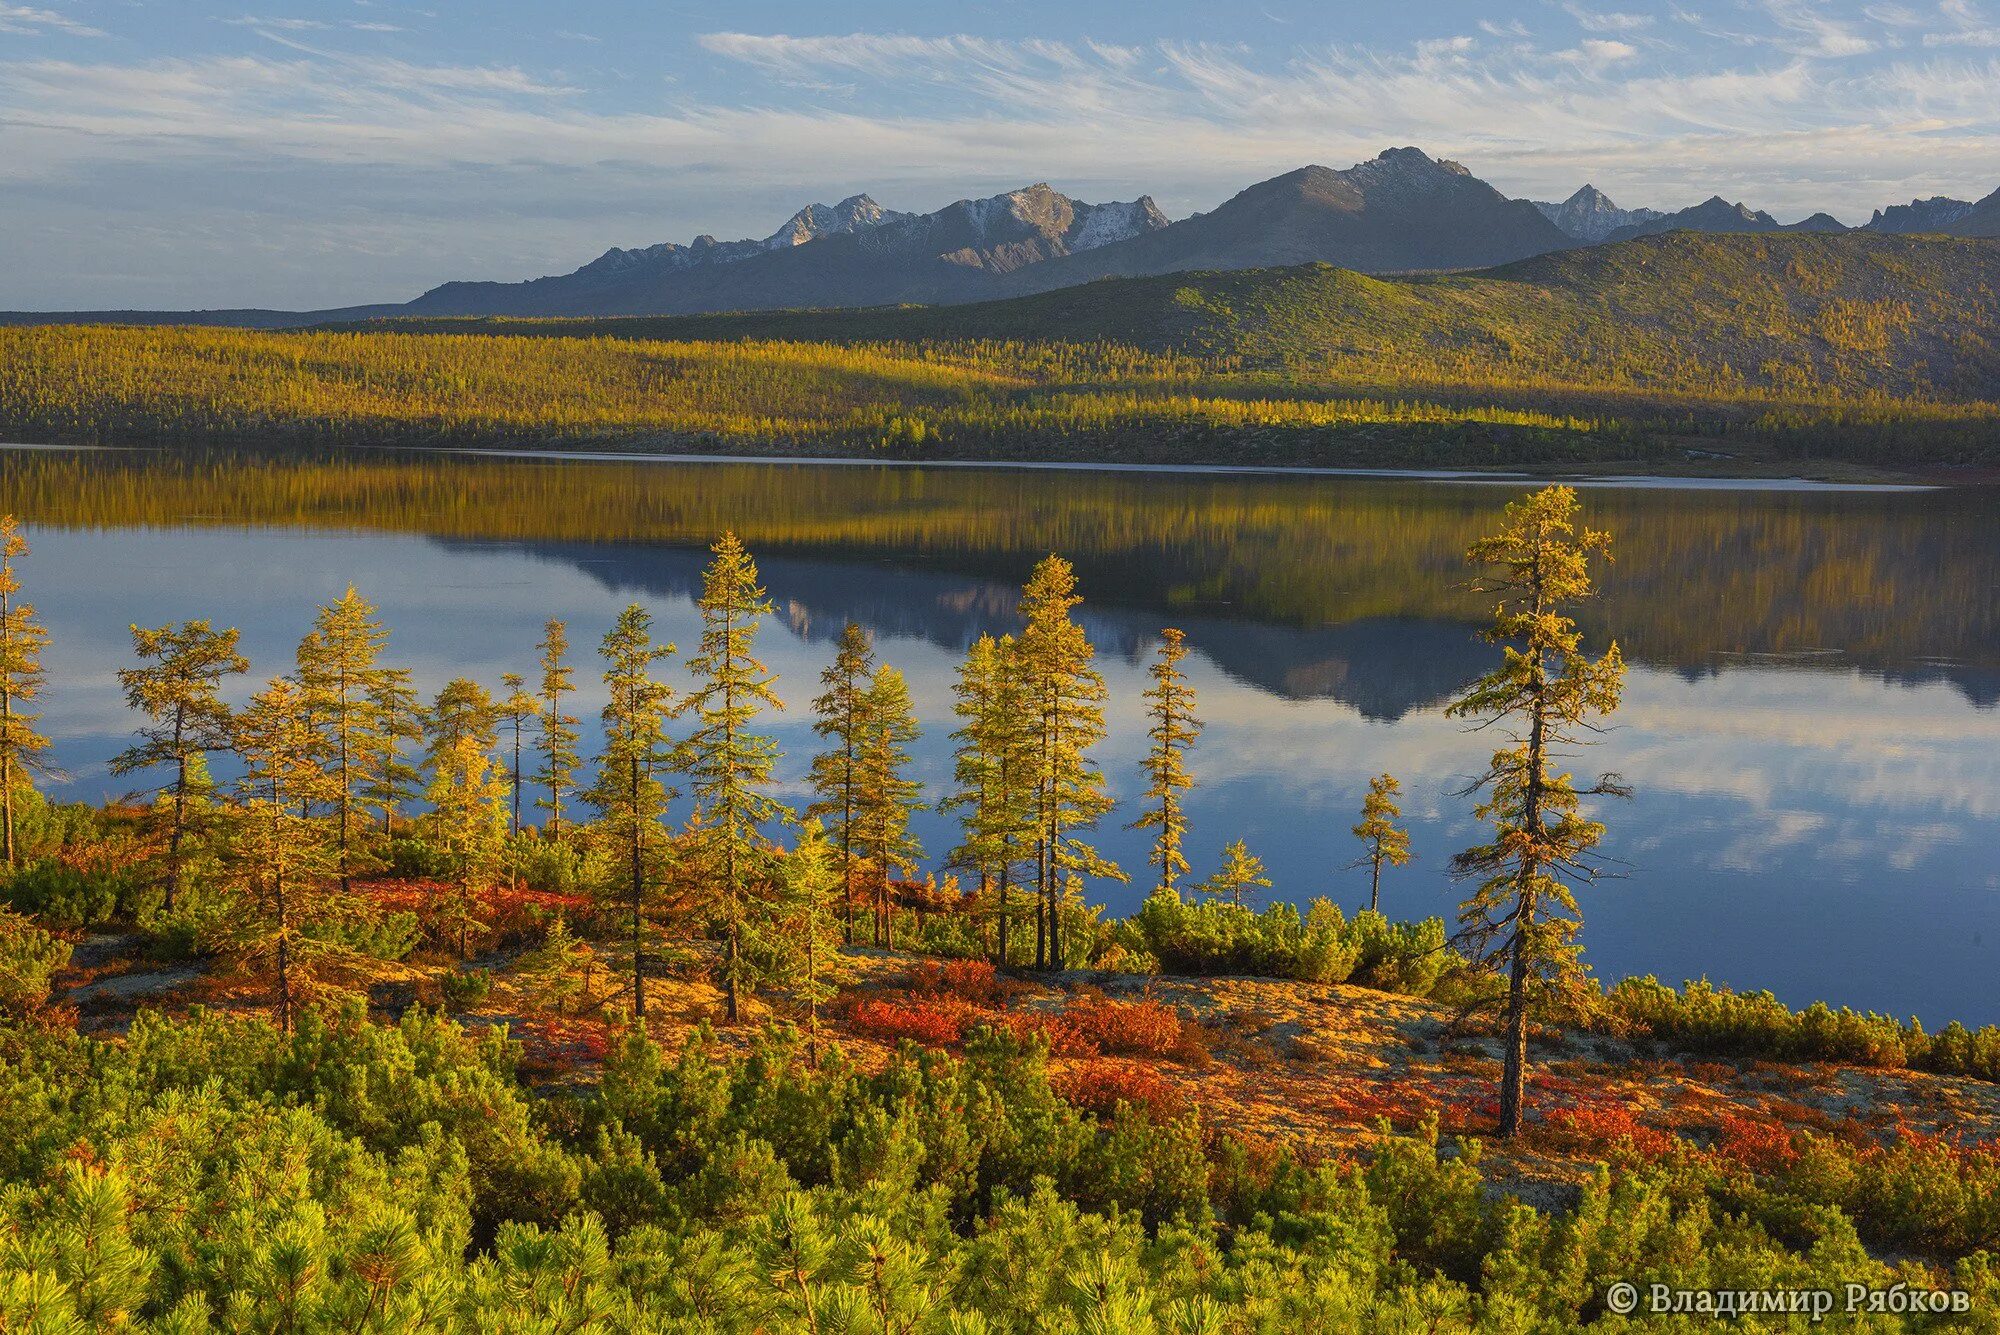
top-left (1056, 1059), bottom-right (1187, 1121)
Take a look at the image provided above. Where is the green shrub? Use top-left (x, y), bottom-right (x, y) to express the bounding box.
top-left (440, 968), bottom-right (492, 1010)
top-left (1121, 891), bottom-right (1448, 992)
top-left (2, 858), bottom-right (124, 929)
top-left (0, 907), bottom-right (70, 1012)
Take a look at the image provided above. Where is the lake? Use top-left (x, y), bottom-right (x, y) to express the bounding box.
top-left (6, 446), bottom-right (1999, 1025)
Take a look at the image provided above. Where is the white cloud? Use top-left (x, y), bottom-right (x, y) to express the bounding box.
top-left (1562, 4), bottom-right (1657, 33)
top-left (1759, 0), bottom-right (1881, 56)
top-left (0, 4), bottom-right (101, 37)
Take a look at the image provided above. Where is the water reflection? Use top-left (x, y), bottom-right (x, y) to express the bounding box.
top-left (9, 449), bottom-right (2000, 1024)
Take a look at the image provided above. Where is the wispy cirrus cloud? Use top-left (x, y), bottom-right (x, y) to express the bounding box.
top-left (0, 3), bottom-right (101, 37)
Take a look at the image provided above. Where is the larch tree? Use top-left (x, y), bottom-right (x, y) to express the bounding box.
top-left (1350, 774), bottom-right (1413, 914)
top-left (1131, 628), bottom-right (1199, 896)
top-left (683, 533), bottom-right (788, 1023)
top-left (855, 663), bottom-right (924, 950)
top-left (533, 619), bottom-right (582, 840)
top-left (585, 604), bottom-right (676, 1021)
top-left (425, 724), bottom-right (510, 957)
top-left (498, 672), bottom-right (539, 836)
top-left (0, 516), bottom-right (53, 870)
top-left (943, 633), bottom-right (1035, 967)
top-left (1016, 556), bottom-right (1122, 970)
top-left (806, 621), bottom-right (875, 945)
top-left (231, 676), bottom-right (349, 1032)
top-left (1197, 839), bottom-right (1272, 909)
top-left (109, 619), bottom-right (247, 910)
top-left (779, 817), bottom-right (847, 1067)
top-left (295, 586), bottom-right (391, 892)
top-left (1447, 485), bottom-right (1628, 1139)
top-left (421, 678), bottom-right (500, 952)
top-left (362, 666), bottom-right (423, 838)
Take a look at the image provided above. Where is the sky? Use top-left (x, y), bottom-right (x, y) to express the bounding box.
top-left (4, 0), bottom-right (2000, 309)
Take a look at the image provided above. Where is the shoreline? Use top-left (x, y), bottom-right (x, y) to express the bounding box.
top-left (1, 439), bottom-right (1947, 493)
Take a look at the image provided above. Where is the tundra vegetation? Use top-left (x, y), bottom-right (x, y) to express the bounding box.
top-left (6, 490), bottom-right (2000, 1330)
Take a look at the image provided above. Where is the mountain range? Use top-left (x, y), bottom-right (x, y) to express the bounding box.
top-left (7, 147), bottom-right (1999, 326)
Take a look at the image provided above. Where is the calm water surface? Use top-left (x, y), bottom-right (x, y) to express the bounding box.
top-left (6, 447), bottom-right (1998, 1025)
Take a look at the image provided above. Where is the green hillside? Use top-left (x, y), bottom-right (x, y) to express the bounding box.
top-left (7, 233), bottom-right (1999, 471)
top-left (351, 232), bottom-right (2000, 402)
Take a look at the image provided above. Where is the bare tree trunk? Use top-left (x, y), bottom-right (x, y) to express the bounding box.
top-left (1498, 926), bottom-right (1531, 1137)
top-left (1369, 853), bottom-right (1381, 914)
top-left (630, 755), bottom-right (645, 1021)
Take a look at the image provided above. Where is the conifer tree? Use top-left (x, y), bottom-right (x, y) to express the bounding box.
top-left (0, 516), bottom-right (52, 870)
top-left (498, 672), bottom-right (539, 835)
top-left (533, 619), bottom-right (582, 839)
top-left (779, 817), bottom-right (847, 1066)
top-left (943, 633), bottom-right (1035, 967)
top-left (683, 533), bottom-right (788, 1022)
top-left (231, 676), bottom-right (349, 1031)
top-left (1350, 773), bottom-right (1413, 914)
top-left (295, 586), bottom-right (391, 891)
top-left (1131, 628), bottom-right (1199, 896)
top-left (362, 666), bottom-right (423, 838)
top-left (521, 913), bottom-right (593, 1015)
top-left (855, 663), bottom-right (924, 950)
top-left (1448, 485), bottom-right (1628, 1138)
top-left (806, 622), bottom-right (875, 945)
top-left (1016, 556), bottom-right (1122, 970)
top-left (1197, 839), bottom-right (1272, 909)
top-left (110, 619), bottom-right (248, 910)
top-left (425, 682), bottom-right (510, 956)
top-left (585, 605), bottom-right (676, 1020)
top-left (425, 677), bottom-right (497, 759)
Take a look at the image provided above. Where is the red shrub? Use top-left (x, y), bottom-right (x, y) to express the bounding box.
top-left (518, 1016), bottom-right (611, 1071)
top-left (1713, 1114), bottom-right (1799, 1172)
top-left (1057, 1059), bottom-right (1186, 1121)
top-left (905, 958), bottom-right (1006, 1005)
top-left (1317, 1078), bottom-right (1433, 1129)
top-left (994, 1009), bottom-right (1099, 1057)
top-left (1543, 1105), bottom-right (1676, 1160)
top-left (845, 997), bottom-right (973, 1047)
top-left (1065, 996), bottom-right (1200, 1060)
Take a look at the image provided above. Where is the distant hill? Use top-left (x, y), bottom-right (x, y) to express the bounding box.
top-left (376, 232), bottom-right (2000, 402)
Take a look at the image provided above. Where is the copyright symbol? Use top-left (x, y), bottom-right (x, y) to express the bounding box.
top-left (1607, 1283), bottom-right (1639, 1315)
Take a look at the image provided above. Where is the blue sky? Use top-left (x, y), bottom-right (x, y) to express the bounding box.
top-left (4, 0), bottom-right (1999, 308)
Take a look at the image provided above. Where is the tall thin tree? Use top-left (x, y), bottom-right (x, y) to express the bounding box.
top-left (362, 666), bottom-right (423, 838)
top-left (780, 817), bottom-right (847, 1067)
top-left (855, 663), bottom-right (924, 950)
top-left (1131, 628), bottom-right (1199, 896)
top-left (1350, 774), bottom-right (1413, 914)
top-left (295, 586), bottom-right (390, 892)
top-left (1447, 485), bottom-right (1628, 1139)
top-left (806, 622), bottom-right (875, 944)
top-left (683, 533), bottom-right (787, 1022)
top-left (585, 605), bottom-right (676, 1020)
top-left (110, 620), bottom-right (248, 910)
top-left (498, 672), bottom-right (539, 836)
top-left (0, 517), bottom-right (52, 870)
top-left (943, 634), bottom-right (1034, 967)
top-left (1016, 556), bottom-right (1122, 970)
top-left (231, 677), bottom-right (347, 1032)
top-left (533, 619), bottom-right (582, 840)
